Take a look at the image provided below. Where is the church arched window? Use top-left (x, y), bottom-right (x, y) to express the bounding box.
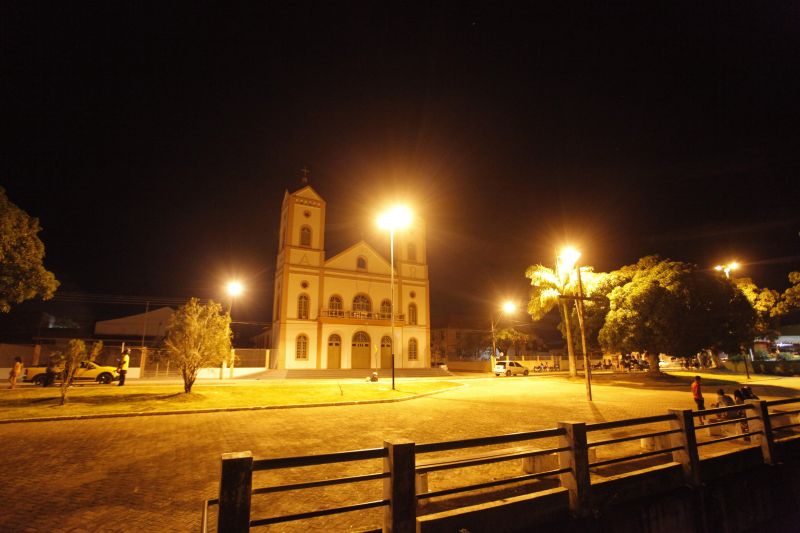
top-left (356, 256), bottom-right (367, 270)
top-left (300, 226), bottom-right (312, 247)
top-left (297, 294), bottom-right (309, 319)
top-left (353, 294), bottom-right (372, 315)
top-left (380, 299), bottom-right (392, 319)
top-left (296, 334), bottom-right (308, 360)
top-left (408, 303), bottom-right (417, 325)
top-left (328, 295), bottom-right (343, 316)
top-left (408, 338), bottom-right (418, 360)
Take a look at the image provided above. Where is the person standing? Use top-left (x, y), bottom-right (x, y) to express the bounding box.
top-left (9, 356), bottom-right (22, 389)
top-left (733, 388), bottom-right (751, 442)
top-left (692, 375), bottom-right (706, 423)
top-left (118, 348), bottom-right (130, 386)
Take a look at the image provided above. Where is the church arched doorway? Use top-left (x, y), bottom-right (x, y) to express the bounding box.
top-left (380, 336), bottom-right (392, 368)
top-left (327, 334), bottom-right (341, 369)
top-left (351, 331), bottom-right (371, 369)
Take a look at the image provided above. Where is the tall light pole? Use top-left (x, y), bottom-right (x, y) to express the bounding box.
top-left (714, 261), bottom-right (750, 379)
top-left (559, 246), bottom-right (593, 401)
top-left (491, 301), bottom-right (517, 369)
top-left (377, 205), bottom-right (412, 391)
top-left (556, 249), bottom-right (579, 377)
top-left (224, 281), bottom-right (244, 379)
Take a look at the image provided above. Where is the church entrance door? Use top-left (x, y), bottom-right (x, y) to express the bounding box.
top-left (380, 336), bottom-right (392, 369)
top-left (327, 334), bottom-right (341, 369)
top-left (351, 331), bottom-right (371, 369)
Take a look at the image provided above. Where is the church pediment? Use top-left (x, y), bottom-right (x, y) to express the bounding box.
top-left (325, 240), bottom-right (392, 274)
top-left (290, 185), bottom-right (324, 203)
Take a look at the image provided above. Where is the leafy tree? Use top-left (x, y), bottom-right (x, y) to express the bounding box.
top-left (0, 187), bottom-right (59, 312)
top-left (778, 271), bottom-right (800, 314)
top-left (495, 327), bottom-right (531, 357)
top-left (526, 264), bottom-right (578, 376)
top-left (735, 277), bottom-right (783, 338)
top-left (560, 269), bottom-right (620, 351)
top-left (52, 339), bottom-right (103, 405)
top-left (599, 256), bottom-right (755, 372)
top-left (164, 298), bottom-right (232, 393)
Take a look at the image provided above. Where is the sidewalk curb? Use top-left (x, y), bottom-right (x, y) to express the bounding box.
top-left (0, 383), bottom-right (467, 425)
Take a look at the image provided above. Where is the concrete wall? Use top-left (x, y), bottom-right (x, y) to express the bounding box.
top-left (445, 360), bottom-right (491, 372)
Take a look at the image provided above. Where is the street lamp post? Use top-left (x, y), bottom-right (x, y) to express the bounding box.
top-left (377, 205), bottom-right (412, 391)
top-left (225, 281), bottom-right (244, 379)
top-left (714, 261), bottom-right (750, 379)
top-left (559, 247), bottom-right (593, 401)
top-left (226, 280), bottom-right (244, 315)
top-left (490, 301), bottom-right (516, 369)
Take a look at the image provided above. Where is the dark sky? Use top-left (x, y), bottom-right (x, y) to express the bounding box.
top-left (3, 2), bottom-right (800, 326)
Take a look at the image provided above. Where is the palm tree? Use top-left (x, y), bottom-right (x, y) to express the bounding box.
top-left (525, 264), bottom-right (578, 377)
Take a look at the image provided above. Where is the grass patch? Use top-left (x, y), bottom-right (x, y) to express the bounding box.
top-left (0, 380), bottom-right (461, 421)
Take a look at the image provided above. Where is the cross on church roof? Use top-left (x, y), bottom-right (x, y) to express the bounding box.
top-left (300, 166), bottom-right (310, 185)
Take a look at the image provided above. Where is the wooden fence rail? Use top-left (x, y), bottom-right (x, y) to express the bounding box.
top-left (203, 397), bottom-right (800, 532)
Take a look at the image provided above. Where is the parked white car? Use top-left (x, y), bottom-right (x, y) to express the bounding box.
top-left (494, 360), bottom-right (529, 377)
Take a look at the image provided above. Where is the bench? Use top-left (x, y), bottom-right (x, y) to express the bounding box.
top-left (415, 445), bottom-right (595, 497)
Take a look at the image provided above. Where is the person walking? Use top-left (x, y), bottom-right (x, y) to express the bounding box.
top-left (118, 349), bottom-right (130, 386)
top-left (692, 375), bottom-right (706, 423)
top-left (9, 356), bottom-right (22, 389)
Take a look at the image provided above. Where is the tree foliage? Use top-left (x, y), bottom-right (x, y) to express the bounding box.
top-left (52, 339), bottom-right (103, 405)
top-left (598, 256), bottom-right (755, 371)
top-left (0, 187), bottom-right (59, 312)
top-left (494, 327), bottom-right (536, 357)
top-left (164, 298), bottom-right (231, 393)
top-left (735, 277), bottom-right (783, 338)
top-left (526, 264), bottom-right (579, 375)
top-left (779, 271), bottom-right (800, 314)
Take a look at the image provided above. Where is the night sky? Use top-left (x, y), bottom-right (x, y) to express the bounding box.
top-left (3, 3), bottom-right (800, 329)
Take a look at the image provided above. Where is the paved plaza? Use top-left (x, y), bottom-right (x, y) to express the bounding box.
top-left (0, 373), bottom-right (796, 532)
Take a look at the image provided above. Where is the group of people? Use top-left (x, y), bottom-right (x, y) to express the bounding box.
top-left (6, 348), bottom-right (130, 388)
top-left (692, 376), bottom-right (759, 439)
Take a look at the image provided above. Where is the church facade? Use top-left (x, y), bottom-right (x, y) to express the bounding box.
top-left (271, 185), bottom-right (431, 370)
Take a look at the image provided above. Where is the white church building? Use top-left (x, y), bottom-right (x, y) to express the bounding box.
top-left (271, 185), bottom-right (431, 370)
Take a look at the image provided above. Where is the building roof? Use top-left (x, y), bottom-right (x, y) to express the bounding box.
top-left (94, 307), bottom-right (174, 338)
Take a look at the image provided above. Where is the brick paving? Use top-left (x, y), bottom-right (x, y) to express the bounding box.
top-left (0, 374), bottom-right (793, 532)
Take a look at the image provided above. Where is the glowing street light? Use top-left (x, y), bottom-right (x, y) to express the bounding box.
top-left (558, 246), bottom-right (581, 275)
top-left (491, 301), bottom-right (517, 368)
top-left (714, 262), bottom-right (740, 279)
top-left (226, 280), bottom-right (244, 314)
top-left (377, 204), bottom-right (413, 390)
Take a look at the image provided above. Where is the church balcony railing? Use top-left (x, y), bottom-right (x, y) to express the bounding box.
top-left (319, 309), bottom-right (405, 323)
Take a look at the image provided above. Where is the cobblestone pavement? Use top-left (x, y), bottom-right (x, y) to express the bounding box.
top-left (0, 374), bottom-right (793, 532)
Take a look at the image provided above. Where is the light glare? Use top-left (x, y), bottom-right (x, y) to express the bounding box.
top-left (377, 205), bottom-right (413, 231)
top-left (226, 280), bottom-right (244, 297)
top-left (502, 301), bottom-right (516, 314)
top-left (559, 246), bottom-right (582, 271)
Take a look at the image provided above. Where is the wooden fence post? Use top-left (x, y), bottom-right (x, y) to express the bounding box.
top-left (383, 439), bottom-right (416, 533)
top-left (218, 451), bottom-right (253, 533)
top-left (668, 409), bottom-right (701, 486)
top-left (746, 400), bottom-right (775, 465)
top-left (557, 422), bottom-right (591, 516)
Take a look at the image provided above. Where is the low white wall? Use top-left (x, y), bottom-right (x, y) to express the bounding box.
top-left (446, 360), bottom-right (491, 372)
top-left (196, 367), bottom-right (267, 379)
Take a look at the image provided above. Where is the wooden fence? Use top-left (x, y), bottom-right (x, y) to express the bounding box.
top-left (201, 397), bottom-right (800, 532)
